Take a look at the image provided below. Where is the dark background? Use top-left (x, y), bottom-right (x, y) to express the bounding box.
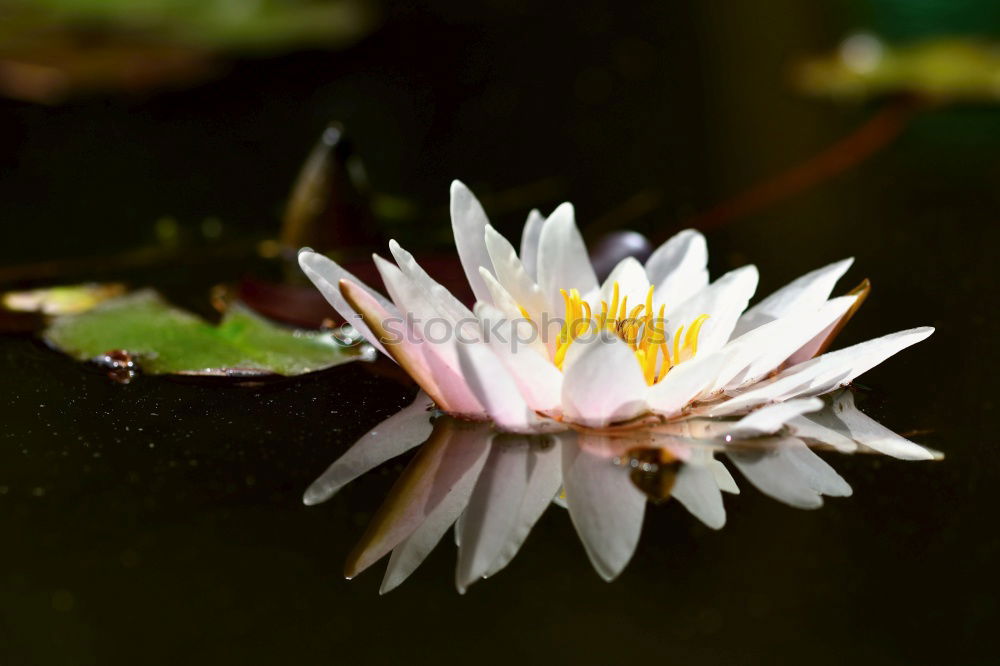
top-left (1, 1), bottom-right (998, 664)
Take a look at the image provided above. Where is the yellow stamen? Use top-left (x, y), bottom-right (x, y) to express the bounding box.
top-left (641, 344), bottom-right (658, 385)
top-left (683, 314), bottom-right (710, 355)
top-left (672, 324), bottom-right (684, 367)
top-left (546, 280), bottom-right (709, 384)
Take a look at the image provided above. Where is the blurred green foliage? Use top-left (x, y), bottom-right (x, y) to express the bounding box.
top-left (798, 35), bottom-right (1000, 102)
top-left (0, 0), bottom-right (377, 51)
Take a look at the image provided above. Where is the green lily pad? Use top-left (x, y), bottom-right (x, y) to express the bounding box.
top-left (44, 290), bottom-right (366, 376)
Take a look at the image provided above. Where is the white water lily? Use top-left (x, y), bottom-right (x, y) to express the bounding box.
top-left (299, 180), bottom-right (933, 436)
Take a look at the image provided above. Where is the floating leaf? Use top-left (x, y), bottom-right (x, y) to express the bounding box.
top-left (44, 290), bottom-right (367, 376)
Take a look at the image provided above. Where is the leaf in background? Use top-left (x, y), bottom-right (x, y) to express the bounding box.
top-left (796, 34), bottom-right (1000, 103)
top-left (3, 283), bottom-right (126, 315)
top-left (43, 290), bottom-right (367, 376)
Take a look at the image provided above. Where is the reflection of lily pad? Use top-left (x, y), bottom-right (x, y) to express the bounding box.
top-left (44, 290), bottom-right (365, 376)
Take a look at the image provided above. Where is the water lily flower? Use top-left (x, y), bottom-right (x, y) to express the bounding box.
top-left (299, 180), bottom-right (933, 438)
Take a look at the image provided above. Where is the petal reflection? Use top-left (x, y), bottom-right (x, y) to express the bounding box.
top-left (303, 392), bottom-right (435, 506)
top-left (726, 437), bottom-right (851, 509)
top-left (308, 387), bottom-right (939, 591)
top-left (344, 419), bottom-right (492, 579)
top-left (562, 435), bottom-right (646, 581)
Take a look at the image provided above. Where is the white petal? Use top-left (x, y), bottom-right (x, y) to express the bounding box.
top-left (672, 463), bottom-right (726, 529)
top-left (484, 225), bottom-right (550, 323)
top-left (645, 229), bottom-right (709, 306)
top-left (561, 335), bottom-right (648, 427)
top-left (475, 302), bottom-right (562, 412)
top-left (726, 397), bottom-right (824, 438)
top-left (456, 341), bottom-right (547, 432)
top-left (388, 240), bottom-right (475, 324)
top-left (712, 295), bottom-right (858, 392)
top-left (598, 257), bottom-right (650, 310)
top-left (483, 437), bottom-right (563, 577)
top-left (647, 349), bottom-right (731, 418)
top-left (450, 180), bottom-right (495, 304)
top-left (668, 265), bottom-right (759, 356)
top-left (733, 258), bottom-right (853, 337)
top-left (379, 427), bottom-right (492, 593)
top-left (562, 438), bottom-right (646, 581)
top-left (477, 267), bottom-right (553, 360)
top-left (709, 327), bottom-right (935, 416)
top-left (812, 390), bottom-right (937, 460)
top-left (455, 441), bottom-right (532, 593)
top-left (298, 249), bottom-right (396, 356)
top-left (536, 203), bottom-right (598, 314)
top-left (302, 392), bottom-right (435, 506)
top-left (519, 209), bottom-right (546, 282)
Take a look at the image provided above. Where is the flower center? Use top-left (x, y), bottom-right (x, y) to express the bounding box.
top-left (553, 281), bottom-right (708, 385)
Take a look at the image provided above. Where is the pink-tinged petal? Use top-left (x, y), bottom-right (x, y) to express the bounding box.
top-left (645, 229), bottom-right (709, 306)
top-left (647, 349), bottom-right (731, 418)
top-left (519, 209), bottom-right (546, 282)
top-left (420, 344), bottom-right (485, 417)
top-left (373, 254), bottom-right (476, 378)
top-left (344, 420), bottom-right (493, 580)
top-left (450, 180), bottom-right (496, 304)
top-left (672, 462), bottom-right (726, 529)
top-left (725, 398), bottom-right (824, 438)
top-left (483, 437), bottom-right (563, 578)
top-left (561, 335), bottom-right (648, 427)
top-left (810, 390), bottom-right (939, 460)
top-left (455, 440), bottom-right (532, 593)
top-left (536, 203), bottom-right (598, 314)
top-left (562, 437), bottom-right (646, 581)
top-left (475, 303), bottom-right (562, 412)
top-left (388, 239), bottom-right (474, 323)
top-left (732, 258), bottom-right (853, 338)
top-left (456, 341), bottom-right (549, 432)
top-left (303, 392), bottom-right (435, 506)
top-left (484, 225), bottom-right (550, 322)
top-left (298, 249), bottom-right (397, 356)
top-left (726, 437), bottom-right (850, 509)
top-left (709, 327), bottom-right (934, 416)
top-left (339, 278), bottom-right (447, 408)
top-left (668, 265), bottom-right (759, 356)
top-left (379, 424), bottom-right (493, 594)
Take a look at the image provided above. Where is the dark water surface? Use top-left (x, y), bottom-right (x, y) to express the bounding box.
top-left (1, 2), bottom-right (998, 664)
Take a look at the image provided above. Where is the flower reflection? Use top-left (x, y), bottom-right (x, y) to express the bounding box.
top-left (305, 389), bottom-right (939, 593)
